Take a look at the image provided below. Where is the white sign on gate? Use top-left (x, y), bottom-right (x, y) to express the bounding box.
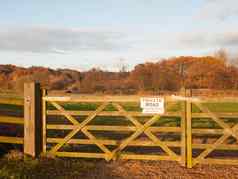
top-left (140, 97), bottom-right (165, 114)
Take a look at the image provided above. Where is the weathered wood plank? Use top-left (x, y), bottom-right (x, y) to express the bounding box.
top-left (54, 152), bottom-right (181, 161)
top-left (47, 138), bottom-right (181, 147)
top-left (0, 98), bottom-right (24, 106)
top-left (120, 154), bottom-right (180, 161)
top-left (47, 125), bottom-right (136, 130)
top-left (192, 113), bottom-right (238, 118)
top-left (24, 82), bottom-right (43, 157)
top-left (42, 89), bottom-right (47, 153)
top-left (55, 152), bottom-right (106, 159)
top-left (0, 116), bottom-right (24, 124)
top-left (47, 110), bottom-right (181, 117)
top-left (186, 98), bottom-right (193, 168)
top-left (192, 128), bottom-right (224, 135)
top-left (43, 95), bottom-right (178, 102)
top-left (199, 98), bottom-right (238, 103)
top-left (192, 144), bottom-right (238, 150)
top-left (86, 126), bottom-right (181, 132)
top-left (0, 136), bottom-right (23, 144)
top-left (43, 95), bottom-right (238, 103)
top-left (47, 125), bottom-right (181, 132)
top-left (180, 100), bottom-right (186, 167)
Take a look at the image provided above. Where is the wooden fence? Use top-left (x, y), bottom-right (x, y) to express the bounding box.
top-left (0, 82), bottom-right (238, 168)
top-left (0, 95), bottom-right (24, 145)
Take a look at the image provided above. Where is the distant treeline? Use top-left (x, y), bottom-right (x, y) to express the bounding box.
top-left (1, 54), bottom-right (238, 94)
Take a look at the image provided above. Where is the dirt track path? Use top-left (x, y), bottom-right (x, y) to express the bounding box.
top-left (87, 160), bottom-right (238, 179)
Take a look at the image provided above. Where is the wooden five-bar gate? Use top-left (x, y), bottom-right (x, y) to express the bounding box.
top-left (43, 94), bottom-right (186, 165)
top-left (0, 82), bottom-right (238, 168)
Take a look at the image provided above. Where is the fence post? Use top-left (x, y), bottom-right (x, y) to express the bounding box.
top-left (42, 89), bottom-right (47, 154)
top-left (180, 88), bottom-right (187, 167)
top-left (24, 82), bottom-right (43, 157)
top-left (185, 89), bottom-right (193, 168)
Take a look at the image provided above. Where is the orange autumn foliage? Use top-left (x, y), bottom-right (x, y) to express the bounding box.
top-left (1, 55), bottom-right (238, 94)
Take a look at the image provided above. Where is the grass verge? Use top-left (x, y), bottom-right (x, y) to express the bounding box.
top-left (0, 150), bottom-right (96, 179)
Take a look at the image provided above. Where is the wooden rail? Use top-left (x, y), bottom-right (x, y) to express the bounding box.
top-left (0, 136), bottom-right (23, 144)
top-left (0, 115), bottom-right (24, 144)
top-left (0, 96), bottom-right (24, 145)
top-left (43, 95), bottom-right (238, 103)
top-left (0, 97), bottom-right (23, 106)
top-left (0, 115), bottom-right (24, 124)
top-left (43, 95), bottom-right (184, 103)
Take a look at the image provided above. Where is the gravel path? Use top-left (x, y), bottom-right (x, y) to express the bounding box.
top-left (87, 160), bottom-right (238, 179)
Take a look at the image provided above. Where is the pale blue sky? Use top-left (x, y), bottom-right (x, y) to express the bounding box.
top-left (0, 0), bottom-right (238, 71)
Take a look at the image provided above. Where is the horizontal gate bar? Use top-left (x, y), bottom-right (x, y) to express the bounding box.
top-left (55, 152), bottom-right (106, 158)
top-left (47, 110), bottom-right (238, 119)
top-left (47, 110), bottom-right (181, 117)
top-left (120, 154), bottom-right (180, 161)
top-left (46, 125), bottom-right (182, 132)
top-left (195, 158), bottom-right (238, 165)
top-left (0, 136), bottom-right (23, 144)
top-left (54, 152), bottom-right (181, 161)
top-left (43, 95), bottom-right (179, 102)
top-left (192, 113), bottom-right (238, 118)
top-left (47, 138), bottom-right (181, 147)
top-left (0, 116), bottom-right (24, 124)
top-left (0, 98), bottom-right (24, 106)
top-left (192, 144), bottom-right (238, 150)
top-left (192, 128), bottom-right (224, 134)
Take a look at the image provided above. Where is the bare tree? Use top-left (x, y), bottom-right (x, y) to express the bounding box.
top-left (214, 49), bottom-right (228, 64)
top-left (116, 58), bottom-right (128, 73)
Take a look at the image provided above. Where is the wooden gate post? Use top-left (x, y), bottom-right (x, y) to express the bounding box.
top-left (24, 82), bottom-right (43, 157)
top-left (180, 87), bottom-right (187, 167)
top-left (185, 89), bottom-right (193, 168)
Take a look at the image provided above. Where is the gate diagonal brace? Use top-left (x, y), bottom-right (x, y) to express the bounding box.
top-left (195, 102), bottom-right (238, 141)
top-left (144, 129), bottom-right (179, 160)
top-left (49, 102), bottom-right (108, 154)
top-left (51, 101), bottom-right (79, 125)
top-left (112, 103), bottom-right (142, 128)
top-left (111, 102), bottom-right (179, 160)
top-left (81, 127), bottom-right (113, 161)
top-left (108, 115), bottom-right (161, 160)
top-left (192, 102), bottom-right (238, 166)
